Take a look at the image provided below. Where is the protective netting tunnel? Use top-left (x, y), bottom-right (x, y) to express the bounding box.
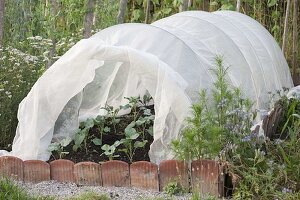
top-left (1, 11), bottom-right (293, 164)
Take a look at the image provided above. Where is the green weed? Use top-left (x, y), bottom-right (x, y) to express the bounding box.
top-left (67, 191), bottom-right (110, 200)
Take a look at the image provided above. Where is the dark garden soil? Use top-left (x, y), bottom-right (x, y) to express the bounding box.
top-left (48, 105), bottom-right (154, 164)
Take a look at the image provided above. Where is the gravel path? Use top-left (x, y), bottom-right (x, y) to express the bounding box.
top-left (18, 181), bottom-right (193, 200)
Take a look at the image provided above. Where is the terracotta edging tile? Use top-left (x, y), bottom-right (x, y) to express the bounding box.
top-left (101, 160), bottom-right (130, 187)
top-left (0, 155), bottom-right (226, 197)
top-left (0, 156), bottom-right (24, 181)
top-left (130, 161), bottom-right (159, 191)
top-left (74, 162), bottom-right (102, 186)
top-left (159, 160), bottom-right (189, 192)
top-left (24, 160), bottom-right (50, 183)
top-left (191, 160), bottom-right (223, 198)
top-left (50, 159), bottom-right (74, 182)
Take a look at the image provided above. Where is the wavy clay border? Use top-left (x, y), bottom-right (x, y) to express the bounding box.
top-left (0, 156), bottom-right (225, 198)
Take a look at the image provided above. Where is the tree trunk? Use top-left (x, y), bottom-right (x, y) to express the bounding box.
top-left (236, 0), bottom-right (241, 12)
top-left (203, 0), bottom-right (209, 11)
top-left (45, 0), bottom-right (49, 17)
top-left (188, 0), bottom-right (192, 8)
top-left (117, 0), bottom-right (127, 24)
top-left (93, 0), bottom-right (103, 27)
top-left (282, 0), bottom-right (291, 56)
top-left (48, 0), bottom-right (58, 68)
top-left (145, 0), bottom-right (151, 23)
top-left (243, 0), bottom-right (250, 14)
top-left (83, 0), bottom-right (95, 38)
top-left (292, 0), bottom-right (299, 84)
top-left (179, 0), bottom-right (189, 12)
top-left (0, 0), bottom-right (4, 48)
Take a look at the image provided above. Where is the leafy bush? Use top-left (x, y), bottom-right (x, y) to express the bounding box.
top-left (0, 46), bottom-right (46, 150)
top-left (229, 96), bottom-right (300, 199)
top-left (172, 56), bottom-right (300, 199)
top-left (0, 33), bottom-right (81, 150)
top-left (171, 56), bottom-right (255, 161)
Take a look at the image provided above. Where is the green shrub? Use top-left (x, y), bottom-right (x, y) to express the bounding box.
top-left (171, 55), bottom-right (254, 161)
top-left (0, 46), bottom-right (46, 150)
top-left (0, 34), bottom-right (81, 150)
top-left (226, 94), bottom-right (300, 199)
top-left (172, 55), bottom-right (300, 199)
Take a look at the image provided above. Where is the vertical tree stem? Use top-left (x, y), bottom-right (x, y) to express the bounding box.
top-left (0, 0), bottom-right (4, 48)
top-left (282, 0), bottom-right (291, 56)
top-left (83, 0), bottom-right (96, 38)
top-left (117, 0), bottom-right (127, 24)
top-left (292, 0), bottom-right (299, 83)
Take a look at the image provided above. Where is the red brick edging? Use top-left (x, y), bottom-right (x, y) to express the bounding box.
top-left (0, 156), bottom-right (224, 197)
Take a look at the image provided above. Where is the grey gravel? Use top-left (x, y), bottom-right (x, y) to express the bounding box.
top-left (18, 180), bottom-right (193, 200)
